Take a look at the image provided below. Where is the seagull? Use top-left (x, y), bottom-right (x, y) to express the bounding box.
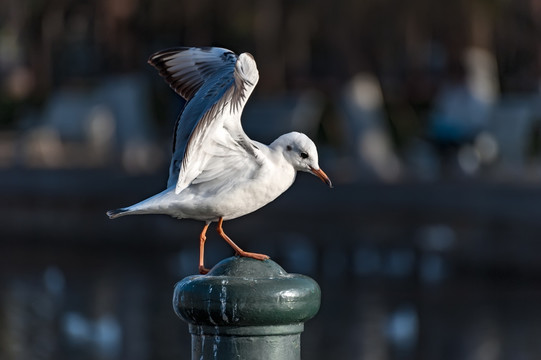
top-left (107, 46), bottom-right (332, 274)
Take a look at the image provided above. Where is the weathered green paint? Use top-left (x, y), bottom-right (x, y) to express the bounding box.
top-left (173, 256), bottom-right (321, 360)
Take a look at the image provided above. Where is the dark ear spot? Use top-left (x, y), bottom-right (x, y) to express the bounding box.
top-left (286, 145), bottom-right (292, 151)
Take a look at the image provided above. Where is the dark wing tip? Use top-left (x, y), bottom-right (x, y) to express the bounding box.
top-left (148, 47), bottom-right (236, 101)
top-left (147, 46), bottom-right (224, 66)
top-left (106, 208), bottom-right (128, 219)
top-left (148, 47), bottom-right (190, 65)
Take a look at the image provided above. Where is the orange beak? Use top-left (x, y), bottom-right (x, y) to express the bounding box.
top-left (310, 167), bottom-right (333, 188)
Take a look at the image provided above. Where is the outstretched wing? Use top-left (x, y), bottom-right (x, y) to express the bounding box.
top-left (148, 47), bottom-right (260, 193)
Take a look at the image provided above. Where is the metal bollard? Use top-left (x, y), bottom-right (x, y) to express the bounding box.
top-left (173, 256), bottom-right (321, 360)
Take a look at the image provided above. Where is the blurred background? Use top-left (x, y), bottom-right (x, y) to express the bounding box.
top-left (2, 0), bottom-right (541, 359)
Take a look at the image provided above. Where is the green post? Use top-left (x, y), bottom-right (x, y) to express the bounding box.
top-left (173, 256), bottom-right (321, 360)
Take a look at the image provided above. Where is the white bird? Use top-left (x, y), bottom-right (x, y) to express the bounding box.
top-left (107, 47), bottom-right (332, 274)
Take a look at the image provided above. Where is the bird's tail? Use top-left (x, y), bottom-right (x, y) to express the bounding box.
top-left (106, 206), bottom-right (155, 219)
top-left (106, 208), bottom-right (130, 219)
top-left (106, 187), bottom-right (174, 219)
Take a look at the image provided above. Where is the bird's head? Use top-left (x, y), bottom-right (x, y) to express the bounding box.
top-left (275, 132), bottom-right (332, 188)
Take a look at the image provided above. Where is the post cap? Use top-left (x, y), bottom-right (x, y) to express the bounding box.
top-left (173, 256), bottom-right (321, 327)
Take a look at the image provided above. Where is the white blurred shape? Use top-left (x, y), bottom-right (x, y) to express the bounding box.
top-left (464, 47), bottom-right (499, 105)
top-left (359, 129), bottom-right (402, 181)
top-left (349, 73), bottom-right (384, 111)
top-left (458, 144), bottom-right (480, 174)
top-left (474, 131), bottom-right (499, 164)
top-left (23, 126), bottom-right (64, 167)
top-left (342, 73), bottom-right (402, 181)
top-left (95, 315), bottom-right (122, 358)
top-left (386, 305), bottom-right (419, 351)
top-left (62, 312), bottom-right (123, 358)
top-left (63, 312), bottom-right (92, 344)
top-left (86, 105), bottom-right (116, 148)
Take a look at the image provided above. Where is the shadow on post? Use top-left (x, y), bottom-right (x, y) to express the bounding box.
top-left (173, 256), bottom-right (321, 360)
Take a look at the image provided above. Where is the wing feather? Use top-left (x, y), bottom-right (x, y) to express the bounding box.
top-left (148, 47), bottom-right (261, 193)
top-left (149, 47), bottom-right (237, 100)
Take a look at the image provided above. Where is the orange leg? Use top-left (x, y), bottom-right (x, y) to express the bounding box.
top-left (216, 217), bottom-right (269, 261)
top-left (199, 222), bottom-right (211, 274)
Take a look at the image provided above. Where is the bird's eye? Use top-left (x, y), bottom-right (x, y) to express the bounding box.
top-left (300, 152), bottom-right (309, 159)
top-left (286, 145), bottom-right (292, 151)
